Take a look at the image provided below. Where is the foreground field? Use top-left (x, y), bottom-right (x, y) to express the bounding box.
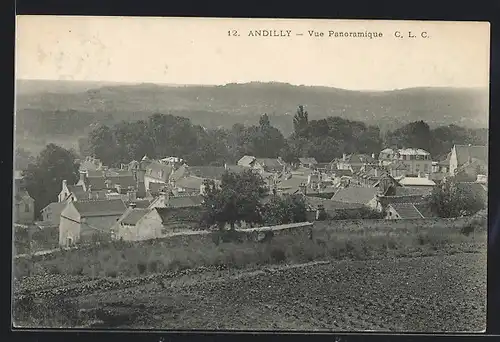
top-left (15, 247), bottom-right (486, 332)
top-left (78, 251), bottom-right (486, 332)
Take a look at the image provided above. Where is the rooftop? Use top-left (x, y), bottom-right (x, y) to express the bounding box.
top-left (454, 145), bottom-right (488, 166)
top-left (399, 177), bottom-right (436, 187)
top-left (237, 155), bottom-right (256, 167)
top-left (166, 195), bottom-right (204, 208)
top-left (298, 157), bottom-right (318, 165)
top-left (389, 203), bottom-right (425, 219)
top-left (120, 208), bottom-right (149, 225)
top-left (188, 166), bottom-right (227, 180)
top-left (72, 199), bottom-right (127, 217)
top-left (330, 186), bottom-right (378, 204)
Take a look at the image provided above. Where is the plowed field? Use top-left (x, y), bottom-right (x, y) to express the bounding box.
top-left (69, 251), bottom-right (486, 332)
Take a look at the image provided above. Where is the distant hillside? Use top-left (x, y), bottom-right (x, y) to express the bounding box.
top-left (15, 80), bottom-right (489, 138)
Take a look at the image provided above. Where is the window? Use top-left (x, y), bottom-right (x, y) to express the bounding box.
top-left (424, 164), bottom-right (429, 172)
top-left (24, 203), bottom-right (30, 212)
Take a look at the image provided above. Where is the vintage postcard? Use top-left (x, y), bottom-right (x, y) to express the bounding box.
top-left (13, 16), bottom-right (489, 332)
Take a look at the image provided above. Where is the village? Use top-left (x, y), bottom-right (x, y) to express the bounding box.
top-left (13, 143), bottom-right (487, 250)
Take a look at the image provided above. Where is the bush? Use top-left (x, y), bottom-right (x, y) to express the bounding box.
top-left (270, 247), bottom-right (287, 263)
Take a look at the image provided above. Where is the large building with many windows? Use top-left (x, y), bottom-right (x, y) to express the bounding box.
top-left (378, 148), bottom-right (432, 177)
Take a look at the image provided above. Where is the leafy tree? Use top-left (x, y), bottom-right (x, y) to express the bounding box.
top-left (87, 125), bottom-right (119, 166)
top-left (385, 120), bottom-right (432, 153)
top-left (23, 144), bottom-right (80, 219)
top-left (426, 180), bottom-right (485, 218)
top-left (259, 113), bottom-right (271, 129)
top-left (201, 170), bottom-right (267, 230)
top-left (262, 194), bottom-right (307, 225)
top-left (293, 105), bottom-right (309, 138)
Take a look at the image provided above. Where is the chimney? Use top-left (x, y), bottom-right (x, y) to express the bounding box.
top-left (299, 183), bottom-right (307, 195)
top-left (371, 153), bottom-right (375, 159)
top-left (62, 180), bottom-right (67, 191)
top-left (224, 163), bottom-right (228, 170)
top-left (128, 190), bottom-right (137, 202)
top-left (342, 153), bottom-right (346, 161)
top-left (79, 171), bottom-right (86, 184)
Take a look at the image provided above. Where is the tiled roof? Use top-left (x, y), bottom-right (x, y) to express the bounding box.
top-left (225, 165), bottom-right (251, 174)
top-left (333, 169), bottom-right (353, 177)
top-left (299, 157), bottom-right (318, 165)
top-left (107, 175), bottom-right (137, 189)
top-left (188, 166), bottom-right (227, 180)
top-left (72, 199), bottom-right (127, 217)
top-left (255, 158), bottom-right (284, 171)
top-left (166, 195), bottom-right (203, 208)
top-left (120, 208), bottom-right (149, 225)
top-left (238, 155), bottom-right (256, 167)
top-left (395, 186), bottom-right (432, 196)
top-left (379, 195), bottom-right (426, 206)
top-left (413, 203), bottom-right (438, 218)
top-left (130, 199), bottom-right (152, 209)
top-left (170, 164), bottom-right (189, 182)
top-left (330, 186), bottom-right (378, 204)
top-left (67, 184), bottom-right (85, 194)
top-left (454, 145), bottom-right (488, 166)
top-left (86, 176), bottom-right (107, 190)
top-left (175, 176), bottom-right (205, 190)
top-left (398, 148), bottom-right (430, 156)
top-left (41, 201), bottom-right (66, 213)
top-left (399, 177), bottom-right (436, 187)
top-left (389, 203), bottom-right (424, 219)
top-left (149, 182), bottom-right (167, 194)
top-left (306, 197), bottom-right (364, 211)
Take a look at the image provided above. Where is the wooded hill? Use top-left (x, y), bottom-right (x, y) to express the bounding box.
top-left (16, 80), bottom-right (489, 138)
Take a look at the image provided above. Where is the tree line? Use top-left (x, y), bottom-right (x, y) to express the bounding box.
top-left (79, 106), bottom-right (487, 168)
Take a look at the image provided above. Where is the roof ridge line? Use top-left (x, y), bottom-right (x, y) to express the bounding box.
top-left (412, 204), bottom-right (425, 218)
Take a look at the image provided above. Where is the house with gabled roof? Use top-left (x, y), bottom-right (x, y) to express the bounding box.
top-left (449, 144), bottom-right (488, 176)
top-left (14, 190), bottom-right (35, 225)
top-left (386, 203), bottom-right (426, 219)
top-left (58, 199), bottom-right (127, 247)
top-left (330, 186), bottom-right (379, 207)
top-left (237, 155), bottom-right (256, 168)
top-left (253, 158), bottom-right (285, 173)
top-left (187, 166), bottom-right (227, 180)
top-left (144, 161), bottom-right (174, 192)
top-left (58, 180), bottom-right (88, 202)
top-left (148, 193), bottom-right (203, 210)
top-left (298, 157), bottom-right (318, 169)
top-left (111, 195), bottom-right (204, 241)
top-left (40, 202), bottom-right (66, 228)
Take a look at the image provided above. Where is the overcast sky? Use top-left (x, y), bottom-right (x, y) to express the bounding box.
top-left (16, 16), bottom-right (490, 91)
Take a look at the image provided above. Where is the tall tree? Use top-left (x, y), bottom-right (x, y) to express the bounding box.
top-left (23, 144), bottom-right (80, 218)
top-left (385, 120), bottom-right (432, 153)
top-left (87, 125), bottom-right (119, 166)
top-left (293, 105), bottom-right (309, 138)
top-left (259, 113), bottom-right (271, 129)
top-left (201, 170), bottom-right (267, 230)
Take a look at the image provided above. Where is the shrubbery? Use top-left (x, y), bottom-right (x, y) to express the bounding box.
top-left (14, 218), bottom-right (486, 279)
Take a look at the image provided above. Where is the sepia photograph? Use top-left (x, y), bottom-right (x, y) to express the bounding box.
top-left (13, 16), bottom-right (489, 332)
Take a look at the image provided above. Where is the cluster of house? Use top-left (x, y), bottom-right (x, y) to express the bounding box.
top-left (13, 144), bottom-right (488, 247)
